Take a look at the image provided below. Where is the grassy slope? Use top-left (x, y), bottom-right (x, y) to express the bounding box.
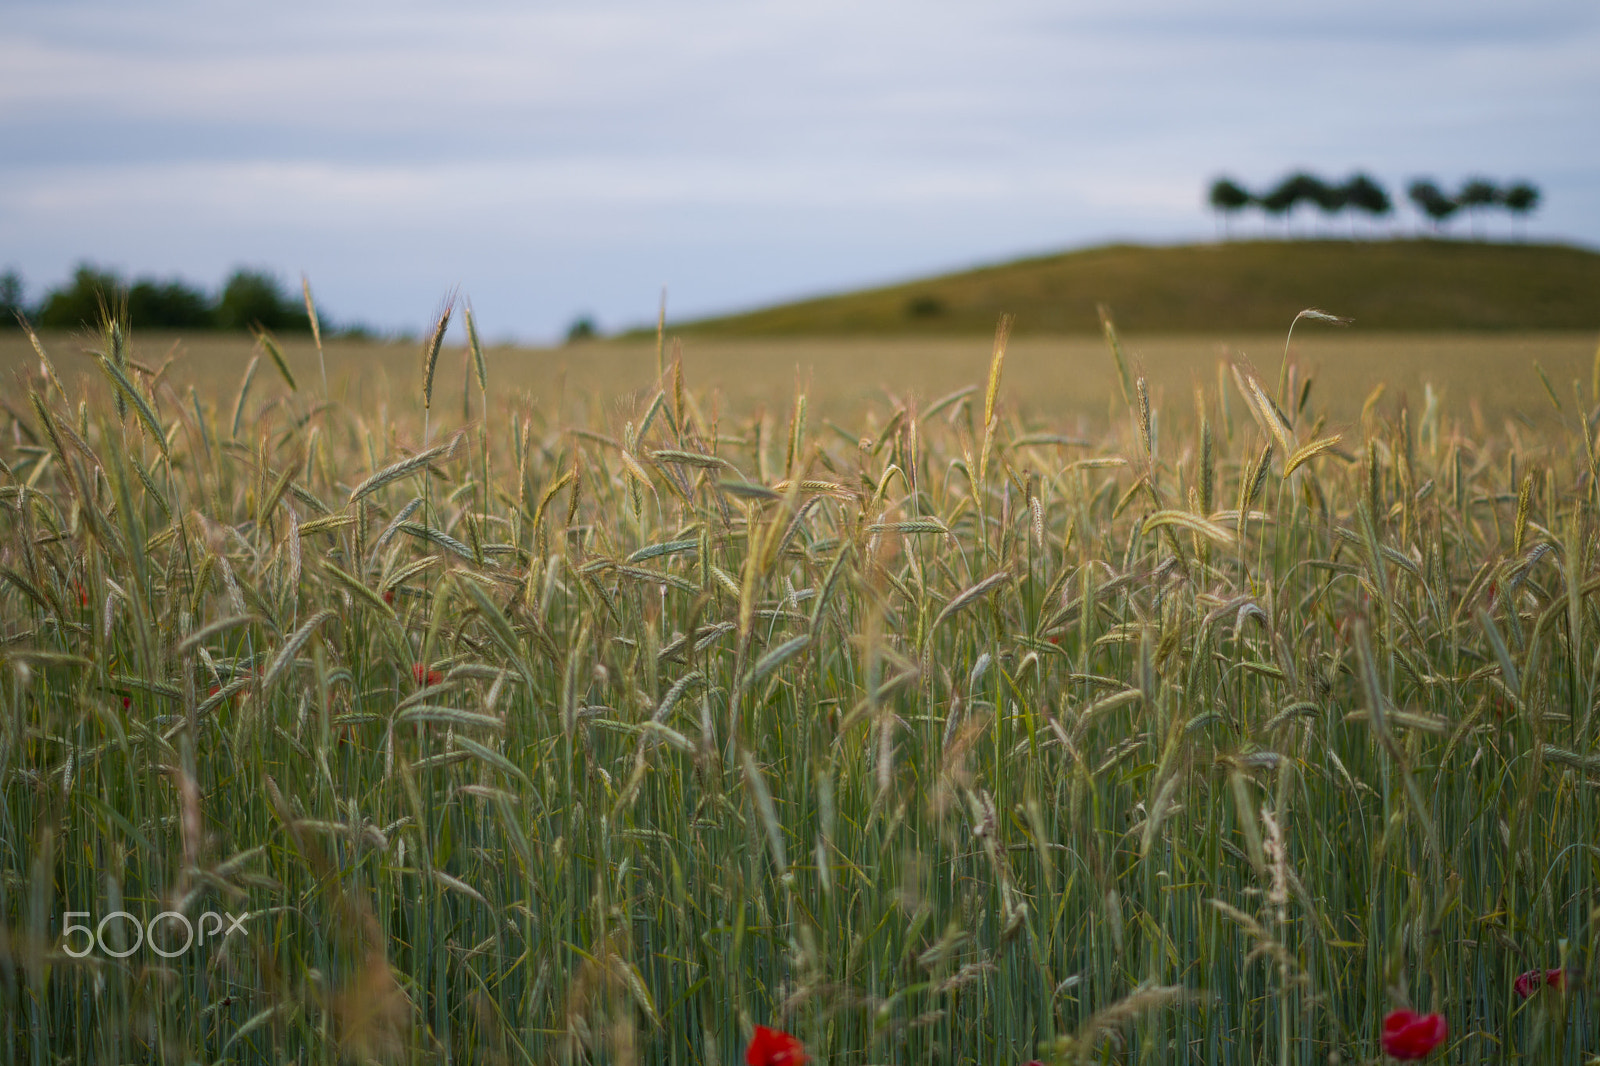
top-left (671, 239), bottom-right (1600, 335)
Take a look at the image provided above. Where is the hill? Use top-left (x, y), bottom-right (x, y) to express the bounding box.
top-left (669, 239), bottom-right (1600, 335)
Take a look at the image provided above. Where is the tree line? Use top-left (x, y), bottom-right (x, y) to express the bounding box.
top-left (1208, 172), bottom-right (1541, 238)
top-left (0, 264), bottom-right (364, 334)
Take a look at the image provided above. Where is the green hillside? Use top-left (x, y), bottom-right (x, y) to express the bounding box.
top-left (671, 239), bottom-right (1600, 335)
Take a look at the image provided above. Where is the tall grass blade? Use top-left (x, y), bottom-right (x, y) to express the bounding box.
top-left (257, 330), bottom-right (297, 392)
top-left (465, 306), bottom-right (488, 395)
top-left (302, 275), bottom-right (327, 398)
top-left (1097, 303), bottom-right (1135, 407)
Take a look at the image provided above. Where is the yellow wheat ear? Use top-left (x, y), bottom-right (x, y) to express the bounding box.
top-left (302, 274), bottom-right (326, 398)
top-left (420, 293), bottom-right (456, 413)
top-left (464, 302), bottom-right (487, 395)
top-left (419, 290), bottom-right (457, 449)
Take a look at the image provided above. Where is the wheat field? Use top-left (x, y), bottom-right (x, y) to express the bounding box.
top-left (1, 311), bottom-right (1597, 1063)
top-left (4, 328), bottom-right (1597, 426)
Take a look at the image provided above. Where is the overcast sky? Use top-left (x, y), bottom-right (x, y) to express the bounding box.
top-left (3, 0), bottom-right (1596, 341)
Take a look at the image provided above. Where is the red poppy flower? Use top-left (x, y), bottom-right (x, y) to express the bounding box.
top-left (413, 663), bottom-right (443, 686)
top-left (1381, 1010), bottom-right (1446, 1060)
top-left (121, 696), bottom-right (131, 710)
top-left (1515, 967), bottom-right (1564, 998)
top-left (746, 1025), bottom-right (807, 1066)
top-left (74, 582), bottom-right (89, 608)
top-left (384, 588), bottom-right (395, 605)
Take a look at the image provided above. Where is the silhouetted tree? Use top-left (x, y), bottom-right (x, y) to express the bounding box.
top-left (1262, 172), bottom-right (1327, 236)
top-left (1310, 177), bottom-right (1348, 236)
top-left (0, 271), bottom-right (23, 327)
top-left (565, 315), bottom-right (598, 343)
top-left (27, 265), bottom-right (334, 332)
top-left (36, 264), bottom-right (124, 330)
top-left (1258, 179), bottom-right (1295, 235)
top-left (128, 278), bottom-right (212, 329)
top-left (216, 269), bottom-right (309, 331)
top-left (1502, 181), bottom-right (1541, 240)
top-left (1208, 177), bottom-right (1252, 239)
top-left (1456, 178), bottom-right (1499, 239)
top-left (1341, 173), bottom-right (1392, 236)
top-left (1407, 180), bottom-right (1459, 233)
top-left (1312, 179), bottom-right (1347, 214)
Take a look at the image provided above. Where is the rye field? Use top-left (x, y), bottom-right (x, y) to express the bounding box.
top-left (1, 312), bottom-right (1599, 1064)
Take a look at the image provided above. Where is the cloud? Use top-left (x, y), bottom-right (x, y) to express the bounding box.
top-left (2, 156), bottom-right (1199, 229)
top-left (2, 0), bottom-right (1595, 338)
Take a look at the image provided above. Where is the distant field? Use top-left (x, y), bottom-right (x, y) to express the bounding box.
top-left (4, 327), bottom-right (1596, 427)
top-left (665, 240), bottom-right (1600, 335)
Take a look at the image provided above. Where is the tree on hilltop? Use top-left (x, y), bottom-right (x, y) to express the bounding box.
top-left (1311, 177), bottom-right (1349, 234)
top-left (1208, 178), bottom-right (1252, 239)
top-left (1200, 169), bottom-right (1533, 241)
top-left (1502, 181), bottom-right (1541, 240)
top-left (1455, 178), bottom-right (1499, 239)
top-left (1341, 173), bottom-right (1392, 236)
top-left (1313, 180), bottom-right (1347, 213)
top-left (1260, 172), bottom-right (1328, 236)
top-left (1407, 180), bottom-right (1459, 234)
